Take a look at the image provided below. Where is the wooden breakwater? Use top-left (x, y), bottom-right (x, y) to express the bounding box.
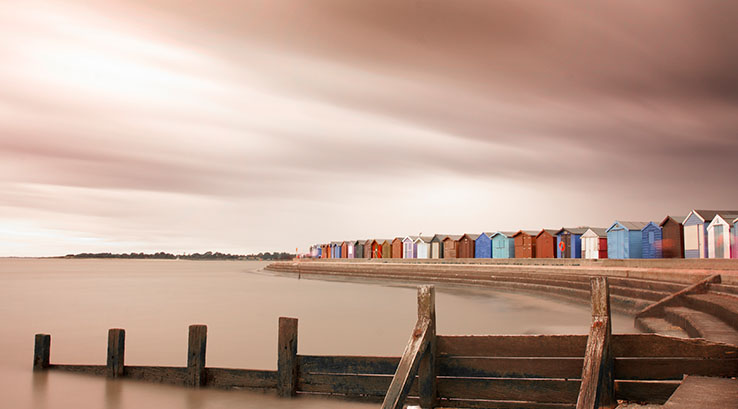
top-left (33, 279), bottom-right (738, 408)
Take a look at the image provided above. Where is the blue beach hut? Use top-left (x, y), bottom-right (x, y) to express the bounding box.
top-left (475, 232), bottom-right (495, 258)
top-left (555, 227), bottom-right (588, 258)
top-left (606, 221), bottom-right (648, 259)
top-left (641, 222), bottom-right (663, 259)
top-left (491, 231), bottom-right (516, 258)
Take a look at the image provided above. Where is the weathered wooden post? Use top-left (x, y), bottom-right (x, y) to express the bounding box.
top-left (33, 334), bottom-right (51, 371)
top-left (277, 317), bottom-right (298, 397)
top-left (418, 286), bottom-right (437, 408)
top-left (107, 328), bottom-right (126, 378)
top-left (576, 277), bottom-right (615, 409)
top-left (187, 325), bottom-right (207, 388)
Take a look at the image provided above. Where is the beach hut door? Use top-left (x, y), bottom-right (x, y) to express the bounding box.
top-left (715, 225), bottom-right (724, 258)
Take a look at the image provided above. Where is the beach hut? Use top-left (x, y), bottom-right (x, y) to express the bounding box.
top-left (491, 231), bottom-right (516, 258)
top-left (341, 241), bottom-right (349, 259)
top-left (513, 230), bottom-right (537, 258)
top-left (330, 242), bottom-right (341, 259)
top-left (402, 236), bottom-right (415, 259)
top-left (475, 232), bottom-right (495, 259)
top-left (457, 234), bottom-right (476, 259)
top-left (354, 240), bottom-right (364, 259)
top-left (581, 228), bottom-right (608, 259)
top-left (391, 237), bottom-right (403, 259)
top-left (683, 210), bottom-right (738, 258)
top-left (365, 239), bottom-right (380, 258)
top-left (641, 222), bottom-right (663, 259)
top-left (707, 214), bottom-right (737, 259)
top-left (734, 218), bottom-right (738, 259)
top-left (606, 221), bottom-right (648, 259)
top-left (555, 227), bottom-right (588, 258)
top-left (381, 239), bottom-right (392, 259)
top-left (443, 235), bottom-right (463, 259)
top-left (415, 236), bottom-right (432, 259)
top-left (430, 235), bottom-right (447, 259)
top-left (659, 216), bottom-right (685, 258)
top-left (321, 244), bottom-right (328, 259)
top-left (535, 229), bottom-right (558, 258)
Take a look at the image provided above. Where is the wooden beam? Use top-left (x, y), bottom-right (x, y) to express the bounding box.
top-left (417, 285), bottom-right (437, 409)
top-left (637, 274), bottom-right (721, 318)
top-left (576, 277), bottom-right (615, 409)
top-left (277, 317), bottom-right (298, 397)
top-left (380, 317), bottom-right (431, 409)
top-left (187, 324), bottom-right (207, 388)
top-left (107, 328), bottom-right (125, 378)
top-left (33, 334), bottom-right (51, 371)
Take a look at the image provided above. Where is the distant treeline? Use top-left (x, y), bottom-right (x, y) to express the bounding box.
top-left (63, 251), bottom-right (294, 261)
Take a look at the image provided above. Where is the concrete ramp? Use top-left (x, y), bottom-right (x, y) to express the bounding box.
top-left (662, 376), bottom-right (738, 408)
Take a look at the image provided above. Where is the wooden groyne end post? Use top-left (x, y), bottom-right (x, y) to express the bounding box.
top-left (33, 334), bottom-right (51, 371)
top-left (576, 277), bottom-right (615, 409)
top-left (277, 317), bottom-right (298, 397)
top-left (107, 328), bottom-right (125, 378)
top-left (187, 324), bottom-right (207, 388)
top-left (381, 285), bottom-right (437, 409)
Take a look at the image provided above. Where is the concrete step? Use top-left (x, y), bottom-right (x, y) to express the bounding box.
top-left (634, 317), bottom-right (689, 338)
top-left (663, 306), bottom-right (738, 345)
top-left (683, 292), bottom-right (738, 331)
top-left (662, 375), bottom-right (738, 408)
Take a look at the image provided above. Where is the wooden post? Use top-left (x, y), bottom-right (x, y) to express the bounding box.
top-left (107, 329), bottom-right (125, 378)
top-left (187, 325), bottom-right (207, 388)
top-left (33, 334), bottom-right (51, 371)
top-left (277, 317), bottom-right (298, 397)
top-left (576, 277), bottom-right (615, 409)
top-left (418, 286), bottom-right (437, 408)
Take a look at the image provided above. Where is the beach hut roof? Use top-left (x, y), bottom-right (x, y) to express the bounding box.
top-left (443, 234), bottom-right (464, 241)
top-left (683, 210), bottom-right (738, 224)
top-left (513, 230), bottom-right (539, 237)
top-left (659, 215), bottom-right (686, 227)
top-left (492, 231), bottom-right (517, 238)
top-left (414, 236), bottom-right (433, 243)
top-left (536, 229), bottom-right (559, 237)
top-left (584, 227), bottom-right (608, 237)
top-left (607, 221), bottom-right (649, 232)
top-left (555, 227), bottom-right (590, 235)
top-left (431, 234), bottom-right (450, 241)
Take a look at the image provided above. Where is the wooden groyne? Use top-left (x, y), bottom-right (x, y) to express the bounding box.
top-left (33, 279), bottom-right (738, 408)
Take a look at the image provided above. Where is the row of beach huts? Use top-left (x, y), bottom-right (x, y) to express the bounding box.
top-left (309, 209), bottom-right (738, 260)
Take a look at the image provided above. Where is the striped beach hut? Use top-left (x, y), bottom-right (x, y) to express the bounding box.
top-left (430, 235), bottom-right (447, 259)
top-left (659, 216), bottom-right (685, 259)
top-left (641, 222), bottom-right (663, 259)
top-left (354, 240), bottom-right (364, 259)
top-left (535, 229), bottom-right (558, 259)
top-left (457, 234), bottom-right (476, 259)
top-left (491, 231), bottom-right (516, 258)
top-left (391, 237), bottom-right (403, 259)
top-left (707, 213), bottom-right (738, 258)
top-left (443, 235), bottom-right (463, 259)
top-left (365, 239), bottom-right (380, 258)
top-left (331, 242), bottom-right (342, 258)
top-left (683, 210), bottom-right (738, 258)
top-left (581, 228), bottom-right (608, 259)
top-left (475, 232), bottom-right (495, 259)
top-left (513, 230), bottom-right (537, 258)
top-left (555, 227), bottom-right (588, 258)
top-left (402, 236), bottom-right (415, 259)
top-left (606, 221), bottom-right (648, 259)
top-left (415, 236), bottom-right (432, 259)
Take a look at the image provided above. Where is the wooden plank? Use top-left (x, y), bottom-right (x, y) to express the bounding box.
top-left (614, 358), bottom-right (738, 380)
top-left (298, 372), bottom-right (403, 396)
top-left (614, 380), bottom-right (680, 404)
top-left (438, 335), bottom-right (587, 357)
top-left (298, 355), bottom-right (399, 375)
top-left (576, 277), bottom-right (614, 409)
top-left (437, 398), bottom-right (576, 409)
top-left (437, 378), bottom-right (581, 403)
top-left (612, 334), bottom-right (738, 358)
top-left (439, 357), bottom-right (583, 379)
top-left (125, 366), bottom-right (188, 385)
top-left (380, 317), bottom-right (431, 409)
top-left (277, 317), bottom-right (298, 397)
top-left (417, 285), bottom-right (437, 408)
top-left (661, 375), bottom-right (738, 408)
top-left (33, 334), bottom-right (51, 371)
top-left (107, 328), bottom-right (125, 378)
top-left (205, 368), bottom-right (277, 389)
top-left (187, 324), bottom-right (207, 388)
top-left (637, 274), bottom-right (721, 318)
top-left (49, 364), bottom-right (107, 376)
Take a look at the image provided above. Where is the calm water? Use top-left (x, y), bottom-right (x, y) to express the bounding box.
top-left (0, 259), bottom-right (636, 408)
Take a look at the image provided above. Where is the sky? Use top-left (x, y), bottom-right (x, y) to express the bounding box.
top-left (1, 0), bottom-right (737, 256)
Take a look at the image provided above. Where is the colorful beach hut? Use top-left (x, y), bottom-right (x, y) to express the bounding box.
top-left (641, 222), bottom-right (663, 259)
top-left (535, 229), bottom-right (558, 258)
top-left (683, 210), bottom-right (738, 258)
top-left (354, 240), bottom-right (364, 259)
top-left (457, 234), bottom-right (476, 259)
top-left (402, 236), bottom-right (415, 259)
top-left (555, 227), bottom-right (588, 258)
top-left (491, 231), bottom-right (516, 259)
top-left (581, 228), bottom-right (608, 259)
top-left (365, 239), bottom-right (380, 258)
top-left (380, 239), bottom-right (392, 259)
top-left (707, 214), bottom-right (737, 259)
top-left (513, 230), bottom-right (537, 258)
top-left (341, 241), bottom-right (349, 259)
top-left (659, 216), bottom-right (685, 258)
top-left (734, 218), bottom-right (738, 259)
top-left (391, 237), bottom-right (403, 259)
top-left (443, 235), bottom-right (463, 259)
top-left (475, 232), bottom-right (495, 259)
top-left (430, 235), bottom-right (447, 259)
top-left (606, 221), bottom-right (648, 259)
top-left (415, 236), bottom-right (432, 259)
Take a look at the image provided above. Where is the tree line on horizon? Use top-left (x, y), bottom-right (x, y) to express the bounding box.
top-left (63, 251), bottom-right (294, 261)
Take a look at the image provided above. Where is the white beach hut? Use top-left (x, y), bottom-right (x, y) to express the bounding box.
top-left (414, 236), bottom-right (432, 259)
top-left (707, 214), bottom-right (737, 259)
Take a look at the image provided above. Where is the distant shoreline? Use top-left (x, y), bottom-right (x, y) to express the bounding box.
top-left (1, 252), bottom-right (294, 261)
